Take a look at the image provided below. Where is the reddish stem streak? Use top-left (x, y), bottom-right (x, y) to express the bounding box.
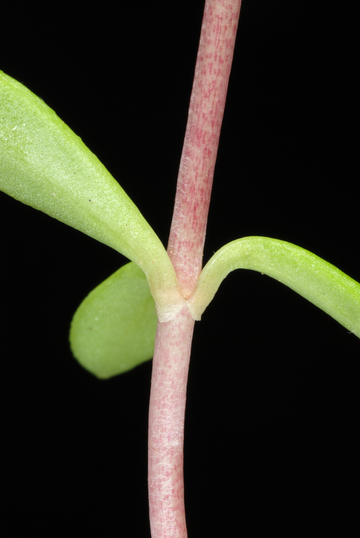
top-left (148, 2), bottom-right (242, 537)
top-left (168, 0), bottom-right (242, 296)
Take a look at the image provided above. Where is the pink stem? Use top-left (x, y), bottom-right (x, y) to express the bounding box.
top-left (168, 0), bottom-right (243, 295)
top-left (148, 309), bottom-right (195, 537)
top-left (148, 1), bottom-right (242, 536)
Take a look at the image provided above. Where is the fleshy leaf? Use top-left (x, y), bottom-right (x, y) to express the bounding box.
top-left (70, 262), bottom-right (157, 379)
top-left (188, 236), bottom-right (360, 337)
top-left (0, 71), bottom-right (184, 321)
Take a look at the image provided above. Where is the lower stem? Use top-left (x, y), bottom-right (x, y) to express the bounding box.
top-left (148, 307), bottom-right (195, 538)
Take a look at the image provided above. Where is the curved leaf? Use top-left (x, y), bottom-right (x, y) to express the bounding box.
top-left (70, 262), bottom-right (157, 379)
top-left (0, 71), bottom-right (184, 321)
top-left (188, 236), bottom-right (360, 337)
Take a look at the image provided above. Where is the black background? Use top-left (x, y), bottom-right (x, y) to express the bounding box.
top-left (1, 1), bottom-right (359, 535)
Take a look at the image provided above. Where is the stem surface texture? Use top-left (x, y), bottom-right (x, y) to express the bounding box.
top-left (148, 1), bottom-right (242, 536)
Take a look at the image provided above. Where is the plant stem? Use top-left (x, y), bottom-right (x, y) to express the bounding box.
top-left (148, 308), bottom-right (195, 537)
top-left (148, 1), bottom-right (242, 536)
top-left (168, 0), bottom-right (243, 296)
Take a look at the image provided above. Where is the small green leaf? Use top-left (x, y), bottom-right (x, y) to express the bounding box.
top-left (189, 236), bottom-right (360, 337)
top-left (70, 262), bottom-right (157, 379)
top-left (0, 71), bottom-right (185, 321)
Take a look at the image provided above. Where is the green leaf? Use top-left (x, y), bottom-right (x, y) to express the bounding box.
top-left (0, 71), bottom-right (184, 321)
top-left (189, 236), bottom-right (360, 337)
top-left (70, 262), bottom-right (157, 379)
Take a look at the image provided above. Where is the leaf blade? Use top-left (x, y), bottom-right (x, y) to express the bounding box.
top-left (0, 71), bottom-right (185, 320)
top-left (70, 262), bottom-right (157, 379)
top-left (189, 236), bottom-right (360, 337)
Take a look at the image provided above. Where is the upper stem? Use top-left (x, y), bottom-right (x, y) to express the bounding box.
top-left (168, 0), bottom-right (242, 297)
top-left (148, 2), bottom-right (242, 537)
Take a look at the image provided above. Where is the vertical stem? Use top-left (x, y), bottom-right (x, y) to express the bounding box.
top-left (148, 1), bottom-right (242, 537)
top-left (148, 309), bottom-right (195, 538)
top-left (168, 0), bottom-right (242, 295)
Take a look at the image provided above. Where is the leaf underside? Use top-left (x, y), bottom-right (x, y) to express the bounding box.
top-left (70, 262), bottom-right (157, 379)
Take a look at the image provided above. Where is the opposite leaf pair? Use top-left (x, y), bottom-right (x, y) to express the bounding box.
top-left (1, 71), bottom-right (359, 379)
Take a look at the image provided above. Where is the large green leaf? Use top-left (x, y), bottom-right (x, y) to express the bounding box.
top-left (0, 71), bottom-right (184, 321)
top-left (189, 236), bottom-right (360, 337)
top-left (70, 262), bottom-right (157, 379)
